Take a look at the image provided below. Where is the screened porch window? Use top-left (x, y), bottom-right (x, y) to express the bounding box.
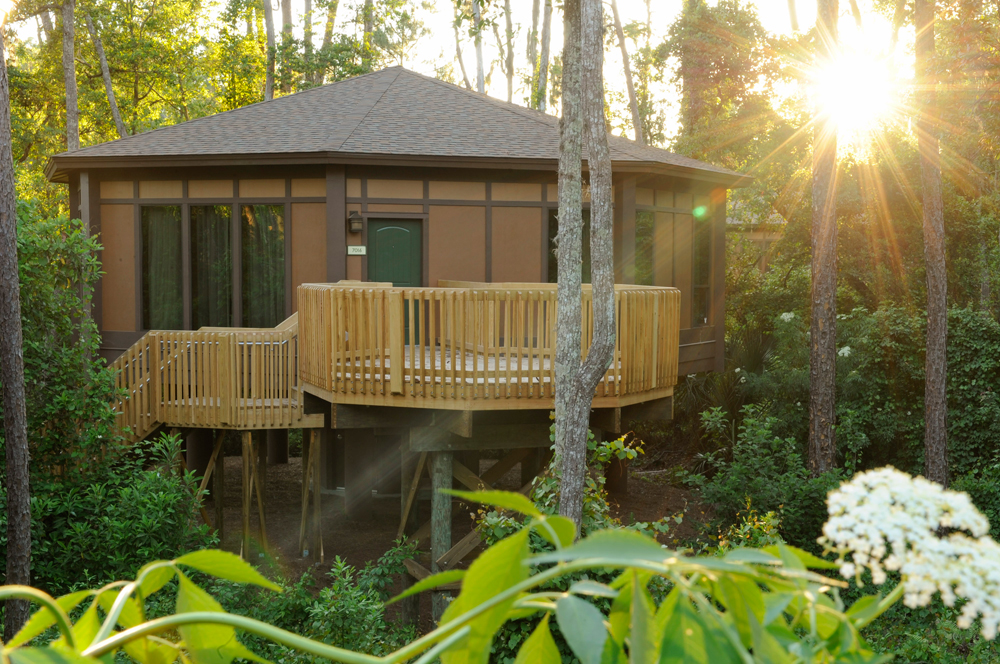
top-left (141, 206), bottom-right (183, 329)
top-left (692, 216), bottom-right (712, 326)
top-left (241, 204), bottom-right (285, 327)
top-left (635, 211), bottom-right (654, 286)
top-left (191, 205), bottom-right (232, 329)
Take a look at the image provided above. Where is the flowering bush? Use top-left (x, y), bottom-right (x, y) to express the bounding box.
top-left (823, 467), bottom-right (1000, 639)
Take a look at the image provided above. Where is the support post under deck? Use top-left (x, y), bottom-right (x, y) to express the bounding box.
top-left (431, 451), bottom-right (453, 622)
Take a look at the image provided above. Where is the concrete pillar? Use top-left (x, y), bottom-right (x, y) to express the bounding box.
top-left (267, 429), bottom-right (289, 464)
top-left (431, 451), bottom-right (453, 622)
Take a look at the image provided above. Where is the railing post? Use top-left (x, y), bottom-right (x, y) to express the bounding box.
top-left (219, 333), bottom-right (232, 426)
top-left (388, 290), bottom-right (405, 395)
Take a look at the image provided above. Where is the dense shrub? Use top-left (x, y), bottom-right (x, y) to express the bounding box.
top-left (0, 203), bottom-right (122, 484)
top-left (0, 435), bottom-right (213, 594)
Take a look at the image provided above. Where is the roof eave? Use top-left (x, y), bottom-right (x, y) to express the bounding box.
top-left (46, 151), bottom-right (750, 188)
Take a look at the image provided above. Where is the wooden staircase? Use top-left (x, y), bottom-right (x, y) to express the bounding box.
top-left (111, 313), bottom-right (322, 443)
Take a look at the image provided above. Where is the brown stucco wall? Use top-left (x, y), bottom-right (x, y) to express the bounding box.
top-left (429, 205), bottom-right (486, 285)
top-left (491, 207), bottom-right (544, 282)
top-left (291, 203), bottom-right (327, 311)
top-left (99, 204), bottom-right (136, 332)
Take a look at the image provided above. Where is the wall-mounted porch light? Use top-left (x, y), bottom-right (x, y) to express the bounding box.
top-left (348, 211), bottom-right (363, 233)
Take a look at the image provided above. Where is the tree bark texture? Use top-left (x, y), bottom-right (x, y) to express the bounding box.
top-left (610, 0), bottom-right (643, 144)
top-left (537, 0), bottom-right (552, 110)
top-left (554, 0), bottom-right (584, 529)
top-left (85, 14), bottom-right (127, 139)
top-left (281, 0), bottom-right (293, 92)
top-left (40, 11), bottom-right (54, 42)
top-left (555, 0), bottom-right (616, 531)
top-left (527, 0), bottom-right (540, 87)
top-left (503, 0), bottom-right (514, 102)
top-left (915, 0), bottom-right (949, 486)
top-left (787, 0), bottom-right (799, 31)
top-left (808, 0), bottom-right (838, 476)
top-left (472, 0), bottom-right (485, 93)
top-left (62, 0), bottom-right (79, 150)
top-left (0, 30), bottom-right (32, 641)
top-left (304, 0), bottom-right (313, 83)
top-left (263, 0), bottom-right (276, 100)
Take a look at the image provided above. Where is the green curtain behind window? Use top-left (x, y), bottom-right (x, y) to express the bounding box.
top-left (142, 206), bottom-right (183, 329)
top-left (635, 211), bottom-right (655, 286)
top-left (191, 205), bottom-right (233, 329)
top-left (241, 205), bottom-right (285, 327)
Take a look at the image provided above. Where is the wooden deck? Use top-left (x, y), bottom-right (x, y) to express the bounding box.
top-left (111, 281), bottom-right (681, 441)
top-left (297, 281), bottom-right (680, 410)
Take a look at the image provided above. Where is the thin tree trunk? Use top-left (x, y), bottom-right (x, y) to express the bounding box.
top-left (504, 0), bottom-right (513, 102)
top-left (304, 0), bottom-right (313, 84)
top-left (537, 0), bottom-right (552, 110)
top-left (362, 0), bottom-right (373, 69)
top-left (453, 4), bottom-right (472, 90)
top-left (281, 0), bottom-right (292, 92)
top-left (808, 0), bottom-right (838, 476)
top-left (86, 14), bottom-right (127, 139)
top-left (472, 0), bottom-right (485, 93)
top-left (555, 0), bottom-right (584, 529)
top-left (915, 0), bottom-right (949, 486)
top-left (787, 0), bottom-right (799, 31)
top-left (62, 0), bottom-right (79, 150)
top-left (263, 0), bottom-right (276, 100)
top-left (848, 0), bottom-right (862, 27)
top-left (0, 29), bottom-right (31, 642)
top-left (318, 0), bottom-right (339, 84)
top-left (40, 11), bottom-right (54, 40)
top-left (610, 0), bottom-right (643, 144)
top-left (527, 0), bottom-right (540, 92)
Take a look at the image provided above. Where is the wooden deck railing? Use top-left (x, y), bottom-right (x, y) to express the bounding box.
top-left (112, 314), bottom-right (313, 441)
top-left (297, 281), bottom-right (680, 410)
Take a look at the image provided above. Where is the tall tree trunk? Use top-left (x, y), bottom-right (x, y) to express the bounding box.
top-left (304, 0), bottom-right (313, 85)
top-left (787, 0), bottom-right (799, 31)
top-left (610, 0), bottom-right (643, 144)
top-left (537, 0), bottom-right (552, 110)
top-left (40, 11), bottom-right (54, 41)
top-left (808, 0), bottom-right (838, 476)
top-left (362, 0), bottom-right (373, 69)
top-left (318, 0), bottom-right (339, 84)
top-left (472, 0), bottom-right (485, 93)
top-left (0, 29), bottom-right (31, 642)
top-left (453, 4), bottom-right (472, 90)
top-left (281, 0), bottom-right (292, 92)
top-left (263, 0), bottom-right (276, 100)
top-left (915, 0), bottom-right (949, 486)
top-left (679, 0), bottom-right (708, 145)
top-left (527, 0), bottom-right (540, 93)
top-left (85, 14), bottom-right (127, 139)
top-left (62, 0), bottom-right (79, 150)
top-left (503, 0), bottom-right (513, 102)
top-left (555, 0), bottom-right (585, 529)
top-left (555, 0), bottom-right (616, 531)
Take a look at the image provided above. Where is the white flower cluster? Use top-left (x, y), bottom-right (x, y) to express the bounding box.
top-left (821, 467), bottom-right (1000, 639)
top-left (779, 312), bottom-right (796, 322)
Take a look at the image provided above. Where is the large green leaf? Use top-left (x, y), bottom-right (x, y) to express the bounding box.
top-left (444, 489), bottom-right (542, 517)
top-left (721, 549), bottom-right (781, 566)
top-left (569, 580), bottom-right (618, 598)
top-left (175, 550), bottom-right (281, 591)
top-left (712, 576), bottom-right (765, 648)
top-left (8, 590), bottom-right (91, 648)
top-left (658, 597), bottom-right (744, 664)
top-left (762, 544), bottom-right (839, 570)
top-left (387, 570), bottom-right (465, 604)
top-left (175, 572), bottom-right (267, 664)
top-left (7, 649), bottom-right (101, 664)
top-left (532, 515), bottom-right (576, 549)
top-left (629, 572), bottom-right (659, 664)
top-left (748, 609), bottom-right (794, 664)
top-left (441, 528), bottom-right (531, 664)
top-left (555, 595), bottom-right (608, 664)
top-left (135, 563), bottom-right (176, 599)
top-left (513, 615), bottom-right (561, 664)
top-left (533, 529), bottom-right (670, 566)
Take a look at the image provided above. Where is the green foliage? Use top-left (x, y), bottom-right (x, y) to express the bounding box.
top-left (0, 491), bottom-right (909, 663)
top-left (688, 405), bottom-right (842, 550)
top-left (0, 434), bottom-right (213, 595)
top-left (0, 204), bottom-right (122, 483)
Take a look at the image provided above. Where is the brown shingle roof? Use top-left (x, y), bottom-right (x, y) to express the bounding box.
top-left (47, 67), bottom-right (744, 184)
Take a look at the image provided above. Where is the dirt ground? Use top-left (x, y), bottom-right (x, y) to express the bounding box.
top-left (205, 455), bottom-right (705, 630)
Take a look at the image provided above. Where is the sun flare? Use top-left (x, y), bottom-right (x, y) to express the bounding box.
top-left (811, 52), bottom-right (899, 149)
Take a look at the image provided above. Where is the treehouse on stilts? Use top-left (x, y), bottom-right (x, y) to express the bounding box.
top-left (46, 67), bottom-right (745, 609)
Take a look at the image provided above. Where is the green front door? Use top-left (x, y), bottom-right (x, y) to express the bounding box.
top-left (367, 220), bottom-right (422, 286)
top-left (368, 220), bottom-right (422, 342)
